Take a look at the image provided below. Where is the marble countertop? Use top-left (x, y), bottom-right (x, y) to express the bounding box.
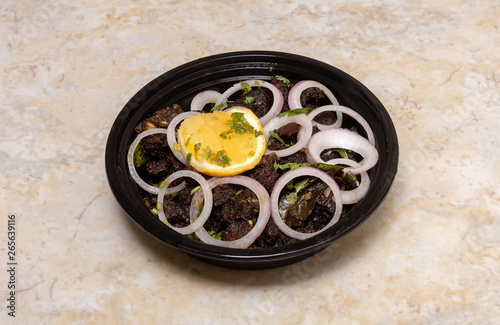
top-left (2, 0), bottom-right (499, 324)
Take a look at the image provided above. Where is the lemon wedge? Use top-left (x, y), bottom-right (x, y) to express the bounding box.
top-left (177, 107), bottom-right (266, 176)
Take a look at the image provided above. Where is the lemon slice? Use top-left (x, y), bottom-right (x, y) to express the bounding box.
top-left (177, 107), bottom-right (266, 176)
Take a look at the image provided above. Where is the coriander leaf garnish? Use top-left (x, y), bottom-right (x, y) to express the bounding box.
top-left (269, 130), bottom-right (285, 145)
top-left (273, 161), bottom-right (343, 173)
top-left (275, 75), bottom-right (291, 87)
top-left (220, 112), bottom-right (255, 139)
top-left (244, 96), bottom-right (255, 104)
top-left (278, 107), bottom-right (314, 118)
top-left (241, 82), bottom-right (252, 95)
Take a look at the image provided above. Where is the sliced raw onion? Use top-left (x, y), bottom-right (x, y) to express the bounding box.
top-left (270, 167), bottom-right (342, 240)
top-left (263, 114), bottom-right (313, 157)
top-left (307, 128), bottom-right (378, 174)
top-left (308, 105), bottom-right (375, 145)
top-left (288, 80), bottom-right (342, 128)
top-left (157, 170), bottom-right (213, 235)
top-left (190, 176), bottom-right (271, 248)
top-left (190, 90), bottom-right (221, 111)
top-left (127, 128), bottom-right (186, 194)
top-left (324, 159), bottom-right (371, 204)
top-left (213, 79), bottom-right (284, 125)
top-left (166, 111), bottom-right (200, 164)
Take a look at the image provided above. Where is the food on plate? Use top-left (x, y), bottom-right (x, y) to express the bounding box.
top-left (127, 76), bottom-right (378, 248)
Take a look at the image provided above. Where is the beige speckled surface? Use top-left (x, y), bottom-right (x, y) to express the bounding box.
top-left (1, 0), bottom-right (499, 324)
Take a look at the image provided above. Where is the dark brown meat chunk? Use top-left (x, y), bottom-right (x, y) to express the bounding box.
top-left (300, 87), bottom-right (328, 107)
top-left (252, 218), bottom-right (298, 248)
top-left (134, 104), bottom-right (184, 133)
top-left (228, 88), bottom-right (273, 118)
top-left (296, 192), bottom-right (337, 234)
top-left (244, 153), bottom-right (280, 194)
top-left (222, 221), bottom-right (252, 241)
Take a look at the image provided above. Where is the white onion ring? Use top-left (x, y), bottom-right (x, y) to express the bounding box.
top-left (307, 128), bottom-right (378, 174)
top-left (157, 170), bottom-right (213, 235)
top-left (213, 79), bottom-right (284, 125)
top-left (270, 167), bottom-right (342, 240)
top-left (190, 176), bottom-right (271, 248)
top-left (166, 111), bottom-right (200, 164)
top-left (190, 90), bottom-right (221, 111)
top-left (127, 128), bottom-right (186, 194)
top-left (308, 105), bottom-right (375, 145)
top-left (288, 80), bottom-right (342, 128)
top-left (263, 114), bottom-right (313, 157)
top-left (324, 159), bottom-right (371, 204)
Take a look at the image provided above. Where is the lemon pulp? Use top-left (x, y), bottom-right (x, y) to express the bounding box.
top-left (177, 107), bottom-right (266, 176)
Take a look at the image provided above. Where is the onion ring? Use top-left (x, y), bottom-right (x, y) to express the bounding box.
top-left (308, 105), bottom-right (375, 145)
top-left (288, 80), bottom-right (342, 128)
top-left (213, 79), bottom-right (284, 125)
top-left (127, 128), bottom-right (186, 194)
top-left (307, 128), bottom-right (378, 174)
top-left (157, 170), bottom-right (213, 235)
top-left (270, 167), bottom-right (342, 240)
top-left (190, 90), bottom-right (221, 111)
top-left (190, 176), bottom-right (271, 248)
top-left (263, 114), bottom-right (313, 158)
top-left (166, 111), bottom-right (200, 164)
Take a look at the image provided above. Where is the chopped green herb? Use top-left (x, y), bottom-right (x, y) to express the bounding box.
top-left (255, 130), bottom-right (263, 137)
top-left (150, 208), bottom-right (158, 215)
top-left (244, 96), bottom-right (255, 104)
top-left (248, 220), bottom-right (254, 226)
top-left (159, 179), bottom-right (168, 188)
top-left (241, 82), bottom-right (252, 95)
top-left (133, 144), bottom-right (148, 167)
top-left (275, 75), bottom-right (291, 87)
top-left (190, 186), bottom-right (201, 195)
top-left (208, 230), bottom-right (223, 240)
top-left (251, 199), bottom-right (258, 203)
top-left (269, 66), bottom-right (273, 72)
top-left (194, 142), bottom-right (201, 155)
top-left (185, 136), bottom-right (190, 146)
top-left (220, 112), bottom-right (255, 139)
top-left (278, 107), bottom-right (314, 118)
top-left (273, 161), bottom-right (343, 173)
top-left (286, 192), bottom-right (298, 205)
top-left (186, 152), bottom-right (192, 164)
top-left (173, 143), bottom-right (181, 151)
top-left (336, 148), bottom-right (349, 159)
top-left (211, 100), bottom-right (234, 112)
top-left (235, 189), bottom-right (243, 196)
top-left (269, 130), bottom-right (285, 145)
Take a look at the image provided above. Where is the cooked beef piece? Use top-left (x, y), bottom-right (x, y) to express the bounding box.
top-left (144, 152), bottom-right (183, 180)
top-left (141, 191), bottom-right (157, 210)
top-left (313, 111), bottom-right (337, 127)
top-left (244, 153), bottom-right (280, 194)
top-left (266, 123), bottom-right (300, 151)
top-left (211, 192), bottom-right (259, 226)
top-left (300, 87), bottom-right (328, 107)
top-left (296, 191), bottom-right (337, 234)
top-left (140, 133), bottom-right (169, 158)
top-left (252, 218), bottom-right (298, 248)
top-left (277, 151), bottom-right (308, 165)
top-left (276, 122), bottom-right (300, 140)
top-left (135, 104), bottom-right (184, 133)
top-left (212, 183), bottom-right (235, 207)
top-left (227, 88), bottom-right (273, 118)
top-left (162, 186), bottom-right (194, 228)
top-left (222, 221), bottom-right (252, 241)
